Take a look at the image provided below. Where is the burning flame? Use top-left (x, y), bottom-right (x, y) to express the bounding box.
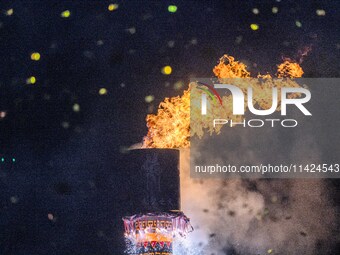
top-left (142, 89), bottom-right (191, 149)
top-left (213, 55), bottom-right (250, 78)
top-left (142, 55), bottom-right (304, 149)
top-left (277, 60), bottom-right (304, 78)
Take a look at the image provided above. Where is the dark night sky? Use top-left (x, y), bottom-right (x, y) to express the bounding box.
top-left (0, 0), bottom-right (339, 254)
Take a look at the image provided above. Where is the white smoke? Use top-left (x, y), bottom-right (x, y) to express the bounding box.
top-left (178, 141), bottom-right (338, 255)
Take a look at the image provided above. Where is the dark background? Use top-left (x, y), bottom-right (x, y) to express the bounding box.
top-left (0, 0), bottom-right (339, 254)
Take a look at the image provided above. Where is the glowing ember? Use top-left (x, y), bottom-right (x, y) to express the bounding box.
top-left (123, 212), bottom-right (192, 255)
top-left (142, 54), bottom-right (304, 149)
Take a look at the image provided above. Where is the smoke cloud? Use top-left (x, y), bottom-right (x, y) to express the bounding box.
top-left (177, 137), bottom-right (338, 255)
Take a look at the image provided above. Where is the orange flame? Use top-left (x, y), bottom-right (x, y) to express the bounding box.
top-left (142, 89), bottom-right (190, 148)
top-left (277, 60), bottom-right (304, 78)
top-left (142, 55), bottom-right (304, 148)
top-left (213, 55), bottom-right (250, 78)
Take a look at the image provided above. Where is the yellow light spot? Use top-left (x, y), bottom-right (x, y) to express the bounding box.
top-left (145, 95), bottom-right (154, 103)
top-left (250, 23), bottom-right (259, 30)
top-left (168, 5), bottom-right (178, 13)
top-left (268, 249), bottom-right (273, 254)
top-left (26, 76), bottom-right (36, 84)
top-left (316, 9), bottom-right (326, 16)
top-left (6, 9), bottom-right (14, 16)
top-left (30, 52), bottom-right (41, 61)
top-left (99, 88), bottom-right (108, 95)
top-left (73, 103), bottom-right (80, 112)
top-left (161, 65), bottom-right (172, 75)
top-left (272, 7), bottom-right (279, 14)
top-left (295, 20), bottom-right (302, 27)
top-left (108, 3), bottom-right (119, 11)
top-left (252, 8), bottom-right (259, 15)
top-left (61, 10), bottom-right (71, 18)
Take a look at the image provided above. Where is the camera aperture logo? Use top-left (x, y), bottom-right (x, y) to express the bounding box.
top-left (197, 81), bottom-right (312, 128)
